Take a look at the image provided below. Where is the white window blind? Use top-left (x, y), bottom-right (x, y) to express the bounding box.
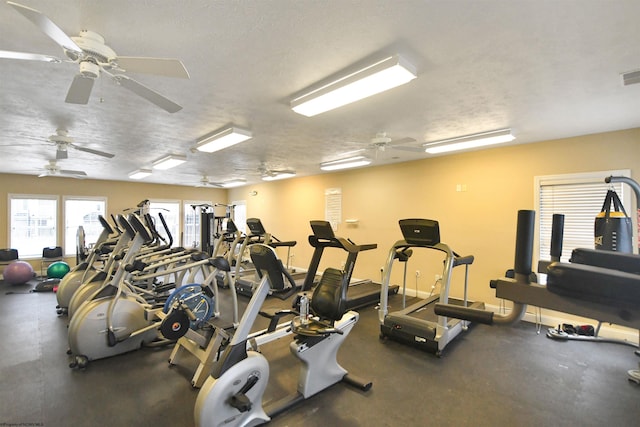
top-left (536, 170), bottom-right (631, 263)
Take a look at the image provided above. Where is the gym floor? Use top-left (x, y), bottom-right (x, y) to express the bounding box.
top-left (1, 278), bottom-right (638, 427)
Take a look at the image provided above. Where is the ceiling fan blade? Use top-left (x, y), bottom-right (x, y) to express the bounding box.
top-left (59, 169), bottom-right (87, 177)
top-left (0, 50), bottom-right (60, 62)
top-left (115, 57), bottom-right (190, 79)
top-left (389, 137), bottom-right (417, 146)
top-left (71, 144), bottom-right (115, 158)
top-left (113, 75), bottom-right (182, 113)
top-left (392, 145), bottom-right (426, 152)
top-left (8, 2), bottom-right (82, 54)
top-left (37, 172), bottom-right (49, 178)
top-left (337, 148), bottom-right (368, 158)
top-left (56, 148), bottom-right (68, 159)
top-left (388, 137), bottom-right (423, 152)
top-left (65, 75), bottom-right (95, 104)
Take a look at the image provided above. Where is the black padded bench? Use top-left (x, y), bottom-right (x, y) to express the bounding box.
top-left (546, 249), bottom-right (640, 308)
top-left (570, 248), bottom-right (640, 275)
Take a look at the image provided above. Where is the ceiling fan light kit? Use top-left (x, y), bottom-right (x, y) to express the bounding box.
top-left (290, 54), bottom-right (417, 117)
top-left (152, 154), bottom-right (187, 170)
top-left (128, 169), bottom-right (152, 180)
top-left (195, 126), bottom-right (253, 153)
top-left (424, 128), bottom-right (515, 154)
top-left (320, 156), bottom-right (372, 171)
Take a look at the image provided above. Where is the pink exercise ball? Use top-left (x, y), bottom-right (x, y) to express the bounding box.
top-left (4, 261), bottom-right (35, 285)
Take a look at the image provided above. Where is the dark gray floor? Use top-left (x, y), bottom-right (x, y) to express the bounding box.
top-left (1, 279), bottom-right (639, 427)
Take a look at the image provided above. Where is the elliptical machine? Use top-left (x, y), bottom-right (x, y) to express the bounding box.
top-left (67, 214), bottom-right (214, 368)
top-left (194, 244), bottom-right (372, 426)
top-left (56, 215), bottom-right (118, 314)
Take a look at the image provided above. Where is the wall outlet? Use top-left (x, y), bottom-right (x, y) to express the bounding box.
top-left (415, 270), bottom-right (421, 278)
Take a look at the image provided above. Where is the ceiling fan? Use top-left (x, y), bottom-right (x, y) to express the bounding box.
top-left (338, 132), bottom-right (418, 159)
top-left (194, 176), bottom-right (223, 188)
top-left (236, 163), bottom-right (296, 181)
top-left (38, 160), bottom-right (87, 178)
top-left (44, 129), bottom-right (115, 160)
top-left (0, 1), bottom-right (190, 113)
top-left (193, 175), bottom-right (250, 188)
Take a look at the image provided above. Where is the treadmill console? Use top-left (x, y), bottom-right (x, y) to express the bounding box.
top-left (399, 219), bottom-right (440, 246)
top-left (246, 218), bottom-right (266, 236)
top-left (222, 218), bottom-right (237, 233)
top-left (310, 220), bottom-right (336, 240)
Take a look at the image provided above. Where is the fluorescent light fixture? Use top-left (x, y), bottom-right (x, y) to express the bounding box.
top-left (621, 69), bottom-right (640, 86)
top-left (152, 154), bottom-right (187, 170)
top-left (195, 126), bottom-right (253, 153)
top-left (291, 54), bottom-right (417, 117)
top-left (128, 169), bottom-right (152, 180)
top-left (220, 179), bottom-right (247, 188)
top-left (320, 156), bottom-right (372, 171)
top-left (262, 170), bottom-right (296, 181)
top-left (424, 129), bottom-right (515, 154)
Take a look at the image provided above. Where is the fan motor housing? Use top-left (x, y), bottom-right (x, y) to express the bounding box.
top-left (70, 30), bottom-right (117, 64)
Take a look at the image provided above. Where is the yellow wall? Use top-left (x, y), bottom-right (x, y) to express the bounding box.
top-left (1, 128), bottom-right (638, 311)
top-left (229, 128), bottom-right (640, 307)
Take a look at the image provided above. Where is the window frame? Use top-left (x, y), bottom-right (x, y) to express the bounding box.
top-left (8, 193), bottom-right (59, 259)
top-left (62, 196), bottom-right (108, 257)
top-left (231, 200), bottom-right (247, 234)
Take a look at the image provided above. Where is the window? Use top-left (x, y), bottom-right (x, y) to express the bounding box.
top-left (535, 170), bottom-right (632, 266)
top-left (149, 200), bottom-right (180, 247)
top-left (232, 200), bottom-right (247, 234)
top-left (184, 201), bottom-right (212, 250)
top-left (63, 197), bottom-right (107, 256)
top-left (9, 194), bottom-right (58, 258)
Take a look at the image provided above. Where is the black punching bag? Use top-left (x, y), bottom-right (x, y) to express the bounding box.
top-left (594, 189), bottom-right (632, 253)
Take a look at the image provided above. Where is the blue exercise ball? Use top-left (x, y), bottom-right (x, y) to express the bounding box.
top-left (47, 261), bottom-right (70, 279)
top-left (4, 261), bottom-right (35, 285)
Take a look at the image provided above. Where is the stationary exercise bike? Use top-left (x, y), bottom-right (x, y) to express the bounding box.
top-left (194, 244), bottom-right (372, 427)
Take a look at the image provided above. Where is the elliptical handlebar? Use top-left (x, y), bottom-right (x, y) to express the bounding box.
top-left (157, 212), bottom-right (174, 247)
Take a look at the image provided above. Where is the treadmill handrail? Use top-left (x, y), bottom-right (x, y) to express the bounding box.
top-left (453, 255), bottom-right (474, 267)
top-left (391, 240), bottom-right (451, 255)
top-left (379, 239), bottom-right (458, 323)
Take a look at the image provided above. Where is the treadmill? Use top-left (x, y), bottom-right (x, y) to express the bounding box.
top-left (234, 218), bottom-right (304, 299)
top-left (378, 219), bottom-right (484, 356)
top-left (301, 220), bottom-right (399, 310)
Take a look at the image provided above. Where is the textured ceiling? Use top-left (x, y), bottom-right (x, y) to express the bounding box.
top-left (1, 0), bottom-right (639, 187)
